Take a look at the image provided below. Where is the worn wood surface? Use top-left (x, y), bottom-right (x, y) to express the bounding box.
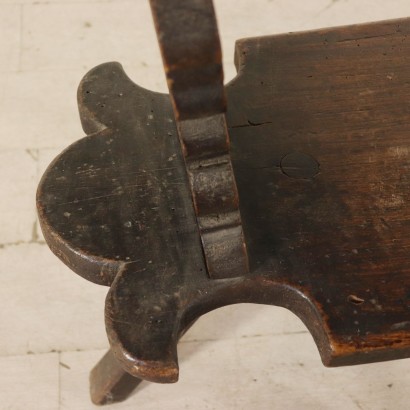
top-left (37, 16), bottom-right (410, 403)
top-left (149, 0), bottom-right (225, 120)
top-left (90, 349), bottom-right (142, 405)
top-left (150, 0), bottom-right (249, 279)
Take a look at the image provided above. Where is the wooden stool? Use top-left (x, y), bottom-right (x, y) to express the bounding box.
top-left (37, 0), bottom-right (410, 405)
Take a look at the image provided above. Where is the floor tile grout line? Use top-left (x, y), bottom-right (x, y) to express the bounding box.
top-left (0, 349), bottom-right (105, 360)
top-left (0, 239), bottom-right (46, 249)
top-left (0, 331), bottom-right (310, 359)
top-left (0, 147), bottom-right (80, 153)
top-left (181, 330), bottom-right (309, 345)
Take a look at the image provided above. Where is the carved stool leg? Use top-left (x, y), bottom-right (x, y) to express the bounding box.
top-left (90, 349), bottom-right (143, 405)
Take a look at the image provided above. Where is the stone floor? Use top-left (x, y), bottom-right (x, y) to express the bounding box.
top-left (1, 0), bottom-right (410, 409)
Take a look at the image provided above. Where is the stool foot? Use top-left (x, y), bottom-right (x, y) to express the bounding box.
top-left (90, 349), bottom-right (143, 405)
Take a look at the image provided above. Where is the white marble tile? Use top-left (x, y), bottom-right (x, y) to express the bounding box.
top-left (181, 304), bottom-right (307, 343)
top-left (0, 70), bottom-right (85, 150)
top-left (0, 67), bottom-right (170, 154)
top-left (0, 352), bottom-right (59, 410)
top-left (59, 333), bottom-right (410, 410)
top-left (302, 0), bottom-right (410, 31)
top-left (181, 334), bottom-right (407, 410)
top-left (0, 0), bottom-right (130, 3)
top-left (21, 2), bottom-right (163, 80)
top-left (0, 243), bottom-right (109, 356)
top-left (0, 4), bottom-right (21, 73)
top-left (59, 349), bottom-right (104, 410)
top-left (0, 149), bottom-right (37, 244)
top-left (233, 333), bottom-right (410, 410)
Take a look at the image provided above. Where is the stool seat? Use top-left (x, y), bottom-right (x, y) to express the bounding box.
top-left (37, 11), bottom-right (410, 406)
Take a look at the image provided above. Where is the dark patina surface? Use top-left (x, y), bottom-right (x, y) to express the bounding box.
top-left (37, 7), bottom-right (410, 406)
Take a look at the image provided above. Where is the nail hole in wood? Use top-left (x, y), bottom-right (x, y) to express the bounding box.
top-left (280, 152), bottom-right (320, 179)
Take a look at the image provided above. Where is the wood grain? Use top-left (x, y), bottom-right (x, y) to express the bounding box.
top-left (37, 16), bottom-right (410, 401)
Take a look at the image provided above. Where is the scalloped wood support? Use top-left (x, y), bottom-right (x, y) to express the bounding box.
top-left (37, 16), bottom-right (410, 406)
